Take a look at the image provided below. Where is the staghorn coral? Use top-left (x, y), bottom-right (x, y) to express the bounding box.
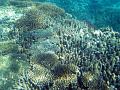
top-left (25, 16), bottom-right (120, 89)
top-left (19, 19), bottom-right (120, 89)
top-left (14, 3), bottom-right (67, 55)
top-left (1, 2), bottom-right (120, 90)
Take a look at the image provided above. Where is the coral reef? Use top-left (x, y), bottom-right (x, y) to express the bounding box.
top-left (34, 51), bottom-right (59, 69)
top-left (0, 40), bottom-right (18, 54)
top-left (15, 9), bottom-right (47, 31)
top-left (41, 0), bottom-right (120, 32)
top-left (8, 0), bottom-right (33, 7)
top-left (0, 1), bottom-right (120, 90)
top-left (15, 2), bottom-right (66, 32)
top-left (27, 18), bottom-right (120, 89)
top-left (51, 63), bottom-right (79, 78)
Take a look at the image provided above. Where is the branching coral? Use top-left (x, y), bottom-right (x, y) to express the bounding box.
top-left (1, 1), bottom-right (120, 90)
top-left (15, 9), bottom-right (48, 31)
top-left (15, 3), bottom-right (66, 32)
top-left (14, 3), bottom-right (67, 54)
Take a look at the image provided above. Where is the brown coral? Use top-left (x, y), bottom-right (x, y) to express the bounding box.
top-left (15, 9), bottom-right (48, 31)
top-left (15, 3), bottom-right (66, 32)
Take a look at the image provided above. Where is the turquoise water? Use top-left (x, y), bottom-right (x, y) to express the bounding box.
top-left (0, 0), bottom-right (120, 90)
top-left (1, 0), bottom-right (120, 31)
top-left (35, 0), bottom-right (120, 32)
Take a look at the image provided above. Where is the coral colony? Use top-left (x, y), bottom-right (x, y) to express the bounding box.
top-left (0, 0), bottom-right (120, 90)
